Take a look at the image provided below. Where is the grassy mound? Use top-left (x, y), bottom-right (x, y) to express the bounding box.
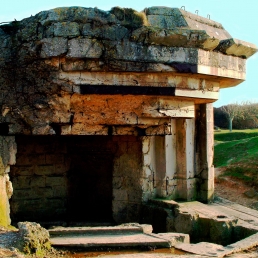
top-left (214, 129), bottom-right (258, 186)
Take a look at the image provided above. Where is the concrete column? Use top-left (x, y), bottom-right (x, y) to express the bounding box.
top-left (165, 119), bottom-right (177, 198)
top-left (195, 103), bottom-right (214, 202)
top-left (142, 121), bottom-right (177, 199)
top-left (142, 136), bottom-right (155, 200)
top-left (154, 136), bottom-right (166, 197)
top-left (112, 136), bottom-right (143, 224)
top-left (0, 136), bottom-right (16, 227)
top-left (176, 118), bottom-right (196, 201)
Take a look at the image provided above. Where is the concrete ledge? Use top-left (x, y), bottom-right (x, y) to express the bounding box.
top-left (49, 223), bottom-right (152, 236)
top-left (175, 232), bottom-right (258, 257)
top-left (225, 232), bottom-right (258, 256)
top-left (49, 223), bottom-right (189, 250)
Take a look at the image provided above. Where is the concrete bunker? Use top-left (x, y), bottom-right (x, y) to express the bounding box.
top-left (0, 5), bottom-right (257, 245)
top-left (8, 128), bottom-right (197, 226)
top-left (9, 135), bottom-right (145, 225)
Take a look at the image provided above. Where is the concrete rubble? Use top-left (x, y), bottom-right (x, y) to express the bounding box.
top-left (15, 222), bottom-right (51, 255)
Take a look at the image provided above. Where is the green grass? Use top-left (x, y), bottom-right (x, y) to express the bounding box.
top-left (222, 167), bottom-right (256, 183)
top-left (214, 129), bottom-right (258, 185)
top-left (214, 137), bottom-right (258, 167)
top-left (214, 129), bottom-right (258, 142)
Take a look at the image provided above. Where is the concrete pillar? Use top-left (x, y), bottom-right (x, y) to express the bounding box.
top-left (142, 121), bottom-right (177, 199)
top-left (195, 104), bottom-right (214, 202)
top-left (176, 118), bottom-right (196, 201)
top-left (112, 136), bottom-right (143, 223)
top-left (142, 136), bottom-right (155, 200)
top-left (0, 136), bottom-right (16, 227)
top-left (165, 119), bottom-right (177, 198)
top-left (154, 136), bottom-right (166, 197)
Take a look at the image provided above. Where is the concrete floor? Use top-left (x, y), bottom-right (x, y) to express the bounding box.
top-left (49, 198), bottom-right (258, 257)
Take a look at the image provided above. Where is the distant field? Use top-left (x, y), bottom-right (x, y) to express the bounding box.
top-left (214, 129), bottom-right (258, 185)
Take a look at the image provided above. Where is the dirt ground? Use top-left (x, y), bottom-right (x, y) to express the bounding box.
top-left (214, 168), bottom-right (258, 209)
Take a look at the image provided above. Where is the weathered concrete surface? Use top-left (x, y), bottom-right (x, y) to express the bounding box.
top-left (48, 218), bottom-right (258, 257)
top-left (175, 242), bottom-right (227, 257)
top-left (49, 224), bottom-right (153, 235)
top-left (9, 136), bottom-right (145, 225)
top-left (143, 198), bottom-right (258, 245)
top-left (216, 38), bottom-right (257, 58)
top-left (145, 7), bottom-right (230, 40)
top-left (49, 223), bottom-right (189, 249)
top-left (2, 202), bottom-right (258, 257)
top-left (51, 232), bottom-right (186, 249)
top-left (101, 255), bottom-right (203, 258)
top-left (141, 199), bottom-right (258, 257)
top-left (16, 222), bottom-right (51, 255)
top-left (0, 5), bottom-right (257, 228)
top-left (0, 137), bottom-right (16, 227)
top-left (176, 199), bottom-right (258, 243)
top-left (175, 232), bottom-right (258, 257)
top-left (0, 6), bottom-right (256, 137)
top-left (211, 197), bottom-right (258, 227)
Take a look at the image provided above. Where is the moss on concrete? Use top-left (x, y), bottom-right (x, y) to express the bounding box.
top-left (0, 175), bottom-right (9, 227)
top-left (111, 7), bottom-right (149, 29)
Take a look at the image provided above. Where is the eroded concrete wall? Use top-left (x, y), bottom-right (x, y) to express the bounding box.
top-left (10, 135), bottom-right (146, 225)
top-left (142, 135), bottom-right (177, 199)
top-left (10, 136), bottom-right (69, 223)
top-left (141, 118), bottom-right (196, 201)
top-left (3, 111), bottom-right (215, 226)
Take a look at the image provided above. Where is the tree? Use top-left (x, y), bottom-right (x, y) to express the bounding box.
top-left (242, 101), bottom-right (258, 128)
top-left (222, 102), bottom-right (242, 131)
top-left (214, 107), bottom-right (228, 128)
top-left (222, 101), bottom-right (258, 131)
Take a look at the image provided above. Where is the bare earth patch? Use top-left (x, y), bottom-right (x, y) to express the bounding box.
top-left (215, 168), bottom-right (258, 210)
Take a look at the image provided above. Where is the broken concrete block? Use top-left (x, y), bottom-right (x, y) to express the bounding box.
top-left (174, 209), bottom-right (199, 235)
top-left (40, 38), bottom-right (68, 58)
top-left (67, 38), bottom-right (103, 58)
top-left (53, 22), bottom-right (80, 38)
top-left (16, 222), bottom-right (51, 255)
top-left (216, 38), bottom-right (258, 58)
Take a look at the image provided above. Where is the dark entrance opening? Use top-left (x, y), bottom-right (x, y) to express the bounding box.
top-left (10, 136), bottom-right (115, 227)
top-left (66, 138), bottom-right (114, 223)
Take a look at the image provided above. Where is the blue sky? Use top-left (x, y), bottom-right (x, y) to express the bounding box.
top-left (1, 0), bottom-right (257, 107)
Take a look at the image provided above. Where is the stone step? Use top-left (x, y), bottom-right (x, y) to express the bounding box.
top-left (49, 224), bottom-right (189, 249)
top-left (49, 224), bottom-right (152, 236)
